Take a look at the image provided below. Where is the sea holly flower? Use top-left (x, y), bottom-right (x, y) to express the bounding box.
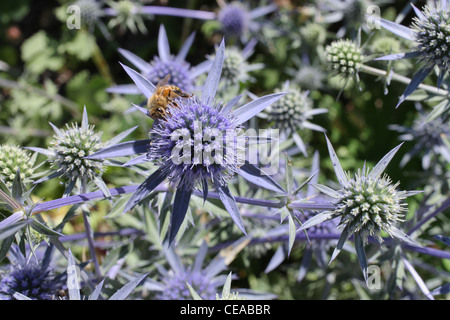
top-left (299, 135), bottom-right (421, 284)
top-left (325, 37), bottom-right (364, 90)
top-left (103, 0), bottom-right (149, 34)
top-left (207, 39), bottom-right (264, 87)
top-left (264, 152), bottom-right (339, 281)
top-left (146, 240), bottom-right (276, 300)
top-left (69, 0), bottom-right (110, 39)
top-left (133, 1), bottom-right (277, 43)
top-left (88, 40), bottom-right (286, 244)
top-left (286, 56), bottom-right (325, 90)
top-left (27, 107), bottom-right (137, 196)
top-left (389, 110), bottom-right (450, 169)
top-left (375, 0), bottom-right (450, 107)
top-left (262, 81), bottom-right (328, 156)
top-left (0, 145), bottom-right (38, 188)
top-left (0, 246), bottom-right (65, 300)
top-left (144, 241), bottom-right (234, 300)
top-left (215, 0), bottom-right (276, 41)
top-left (108, 24), bottom-right (211, 97)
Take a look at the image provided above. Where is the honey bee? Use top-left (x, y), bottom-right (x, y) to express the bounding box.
top-left (147, 74), bottom-right (192, 121)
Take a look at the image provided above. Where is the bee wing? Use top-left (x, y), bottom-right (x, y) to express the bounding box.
top-left (155, 74), bottom-right (170, 89)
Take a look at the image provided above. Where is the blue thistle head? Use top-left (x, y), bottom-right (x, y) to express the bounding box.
top-left (92, 40), bottom-right (286, 243)
top-left (148, 96), bottom-right (244, 190)
top-left (411, 2), bottom-right (450, 71)
top-left (0, 248), bottom-right (63, 300)
top-left (146, 55), bottom-right (195, 93)
top-left (156, 269), bottom-right (217, 300)
top-left (218, 2), bottom-right (250, 37)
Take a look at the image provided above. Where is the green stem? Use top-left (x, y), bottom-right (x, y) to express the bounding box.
top-left (359, 64), bottom-right (449, 97)
top-left (83, 29), bottom-right (113, 84)
top-left (81, 177), bottom-right (102, 279)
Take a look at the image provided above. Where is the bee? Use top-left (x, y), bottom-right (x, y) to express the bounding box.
top-left (147, 74), bottom-right (192, 121)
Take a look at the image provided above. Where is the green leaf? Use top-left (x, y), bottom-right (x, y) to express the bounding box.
top-left (59, 30), bottom-right (96, 61)
top-left (325, 135), bottom-right (349, 188)
top-left (297, 211), bottom-right (335, 232)
top-left (311, 183), bottom-right (341, 199)
top-left (329, 224), bottom-right (353, 264)
top-left (221, 272), bottom-right (233, 298)
top-left (288, 214), bottom-right (296, 256)
top-left (109, 273), bottom-right (147, 300)
top-left (0, 235), bottom-right (15, 262)
top-left (389, 226), bottom-right (421, 247)
top-left (293, 170), bottom-right (319, 196)
top-left (186, 282), bottom-right (203, 300)
top-left (354, 232), bottom-right (368, 284)
top-left (21, 31), bottom-right (63, 74)
top-left (11, 169), bottom-right (23, 200)
top-left (30, 219), bottom-right (64, 237)
top-left (89, 279), bottom-right (105, 300)
top-left (285, 153), bottom-right (293, 194)
top-left (0, 220), bottom-right (28, 241)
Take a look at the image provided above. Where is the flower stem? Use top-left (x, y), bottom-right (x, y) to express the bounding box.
top-left (80, 177), bottom-right (102, 279)
top-left (359, 64), bottom-right (450, 97)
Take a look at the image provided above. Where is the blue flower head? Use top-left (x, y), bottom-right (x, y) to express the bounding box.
top-left (109, 25), bottom-right (211, 96)
top-left (0, 246), bottom-right (63, 300)
top-left (146, 242), bottom-right (229, 300)
top-left (89, 40), bottom-right (286, 244)
top-left (218, 1), bottom-right (250, 37)
top-left (216, 1), bottom-right (277, 42)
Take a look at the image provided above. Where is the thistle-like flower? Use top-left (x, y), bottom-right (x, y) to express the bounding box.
top-left (286, 56), bottom-right (325, 90)
top-left (145, 242), bottom-right (229, 300)
top-left (263, 81), bottom-right (327, 156)
top-left (48, 122), bottom-right (104, 183)
top-left (216, 0), bottom-right (277, 42)
top-left (88, 40), bottom-right (286, 244)
top-left (299, 135), bottom-right (421, 283)
top-left (389, 111), bottom-right (450, 169)
top-left (208, 40), bottom-right (263, 86)
top-left (70, 0), bottom-right (110, 39)
top-left (134, 1), bottom-right (276, 44)
top-left (28, 107), bottom-right (136, 196)
top-left (0, 246), bottom-right (64, 300)
top-left (326, 38), bottom-right (364, 80)
top-left (104, 0), bottom-right (149, 34)
top-left (300, 22), bottom-right (327, 48)
top-left (0, 145), bottom-right (37, 187)
top-left (108, 25), bottom-right (210, 97)
top-left (376, 0), bottom-right (450, 107)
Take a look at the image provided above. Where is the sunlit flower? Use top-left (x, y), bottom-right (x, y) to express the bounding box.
top-left (28, 107), bottom-right (136, 196)
top-left (104, 0), bottom-right (149, 34)
top-left (145, 242), bottom-right (228, 300)
top-left (107, 25), bottom-right (210, 97)
top-left (263, 81), bottom-right (327, 156)
top-left (89, 40), bottom-right (286, 244)
top-left (0, 145), bottom-right (37, 187)
top-left (299, 136), bottom-right (421, 283)
top-left (0, 246), bottom-right (64, 300)
top-left (376, 0), bottom-right (450, 107)
top-left (389, 109), bottom-right (450, 169)
top-left (132, 1), bottom-right (277, 43)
